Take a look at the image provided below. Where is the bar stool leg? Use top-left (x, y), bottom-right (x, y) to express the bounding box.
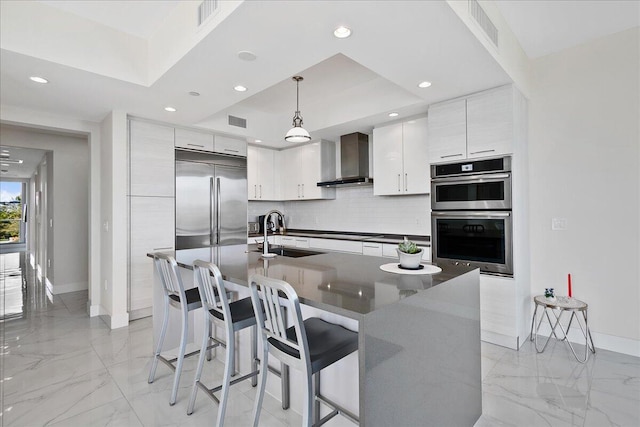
top-left (252, 344), bottom-right (270, 427)
top-left (187, 315), bottom-right (211, 415)
top-left (170, 306), bottom-right (189, 405)
top-left (217, 327), bottom-right (234, 427)
top-left (251, 326), bottom-right (258, 387)
top-left (302, 370), bottom-right (313, 427)
top-left (149, 296), bottom-right (170, 384)
top-left (313, 372), bottom-right (321, 425)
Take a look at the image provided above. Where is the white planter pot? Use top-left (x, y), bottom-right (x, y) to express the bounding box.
top-left (396, 248), bottom-right (423, 269)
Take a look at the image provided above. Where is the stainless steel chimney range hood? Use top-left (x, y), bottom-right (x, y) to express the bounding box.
top-left (317, 132), bottom-right (372, 187)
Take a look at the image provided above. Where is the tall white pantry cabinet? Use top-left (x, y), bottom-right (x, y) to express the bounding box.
top-left (128, 119), bottom-right (175, 319)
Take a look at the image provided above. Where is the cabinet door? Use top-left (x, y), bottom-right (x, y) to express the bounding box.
top-left (427, 99), bottom-right (467, 164)
top-left (215, 135), bottom-right (247, 157)
top-left (129, 196), bottom-right (175, 312)
top-left (129, 121), bottom-right (175, 197)
top-left (401, 117), bottom-right (430, 194)
top-left (247, 145), bottom-right (259, 200)
top-left (362, 242), bottom-right (383, 257)
top-left (279, 147), bottom-right (300, 200)
top-left (466, 85), bottom-right (513, 158)
top-left (373, 123), bottom-right (404, 195)
top-left (257, 148), bottom-right (275, 200)
top-left (299, 142), bottom-right (322, 199)
top-left (175, 128), bottom-right (214, 152)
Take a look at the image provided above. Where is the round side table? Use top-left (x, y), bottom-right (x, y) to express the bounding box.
top-left (530, 295), bottom-right (595, 363)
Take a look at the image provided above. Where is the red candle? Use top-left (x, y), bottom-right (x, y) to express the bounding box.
top-left (568, 273), bottom-right (572, 297)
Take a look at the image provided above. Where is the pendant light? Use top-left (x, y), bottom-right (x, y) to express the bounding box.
top-left (285, 76), bottom-right (311, 143)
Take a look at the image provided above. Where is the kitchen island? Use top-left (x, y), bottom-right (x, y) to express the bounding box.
top-left (149, 244), bottom-right (481, 426)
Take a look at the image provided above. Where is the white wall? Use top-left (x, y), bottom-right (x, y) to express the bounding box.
top-left (0, 124), bottom-right (89, 294)
top-left (529, 27), bottom-right (639, 355)
top-left (249, 186), bottom-right (430, 236)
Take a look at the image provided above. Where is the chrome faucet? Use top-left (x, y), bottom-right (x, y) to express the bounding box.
top-left (262, 210), bottom-right (284, 258)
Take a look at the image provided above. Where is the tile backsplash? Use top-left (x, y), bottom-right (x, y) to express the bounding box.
top-left (249, 186), bottom-right (431, 236)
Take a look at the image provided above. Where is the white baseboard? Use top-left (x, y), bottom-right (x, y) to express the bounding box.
top-left (88, 302), bottom-right (103, 317)
top-left (108, 312), bottom-right (130, 329)
top-left (536, 323), bottom-right (640, 358)
top-left (481, 329), bottom-right (520, 350)
top-left (50, 281), bottom-right (88, 295)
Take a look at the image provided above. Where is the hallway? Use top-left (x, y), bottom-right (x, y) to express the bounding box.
top-left (1, 251), bottom-right (639, 426)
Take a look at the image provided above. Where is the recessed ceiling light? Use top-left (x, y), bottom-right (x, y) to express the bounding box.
top-left (188, 91), bottom-right (200, 96)
top-left (234, 85), bottom-right (248, 92)
top-left (418, 81), bottom-right (432, 88)
top-left (333, 26), bottom-right (352, 38)
top-left (254, 139), bottom-right (262, 143)
top-left (30, 76), bottom-right (48, 84)
top-left (164, 106), bottom-right (177, 112)
top-left (238, 51), bottom-right (257, 61)
top-left (388, 112), bottom-right (399, 117)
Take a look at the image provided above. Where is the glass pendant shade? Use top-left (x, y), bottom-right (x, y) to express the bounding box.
top-left (285, 123), bottom-right (311, 143)
top-left (285, 76), bottom-right (311, 142)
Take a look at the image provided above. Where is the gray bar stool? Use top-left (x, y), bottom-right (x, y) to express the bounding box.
top-left (148, 253), bottom-right (212, 405)
top-left (249, 274), bottom-right (359, 427)
top-left (186, 260), bottom-right (259, 425)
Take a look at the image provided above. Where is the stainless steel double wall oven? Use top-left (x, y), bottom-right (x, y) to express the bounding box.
top-left (431, 156), bottom-right (513, 276)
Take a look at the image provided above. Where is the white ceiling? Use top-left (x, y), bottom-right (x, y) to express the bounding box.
top-left (495, 0), bottom-right (640, 59)
top-left (0, 144), bottom-right (47, 180)
top-left (1, 0), bottom-right (638, 152)
top-left (38, 0), bottom-right (182, 39)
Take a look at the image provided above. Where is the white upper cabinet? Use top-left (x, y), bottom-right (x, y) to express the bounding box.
top-left (279, 141), bottom-right (336, 200)
top-left (401, 117), bottom-right (430, 194)
top-left (215, 135), bottom-right (247, 157)
top-left (428, 85), bottom-right (520, 164)
top-left (427, 99), bottom-right (467, 162)
top-left (247, 145), bottom-right (276, 200)
top-left (373, 116), bottom-right (429, 195)
top-left (372, 122), bottom-right (403, 195)
top-left (129, 120), bottom-right (175, 197)
top-left (466, 85), bottom-right (513, 158)
top-left (174, 128), bottom-right (214, 152)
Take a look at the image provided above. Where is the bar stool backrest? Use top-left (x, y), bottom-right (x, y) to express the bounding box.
top-left (249, 274), bottom-right (311, 372)
top-left (153, 253), bottom-right (186, 305)
top-left (193, 260), bottom-right (230, 321)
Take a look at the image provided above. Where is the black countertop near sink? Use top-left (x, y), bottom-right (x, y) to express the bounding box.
top-left (248, 228), bottom-right (430, 246)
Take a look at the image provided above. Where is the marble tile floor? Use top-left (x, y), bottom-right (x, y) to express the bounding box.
top-left (1, 251), bottom-right (639, 426)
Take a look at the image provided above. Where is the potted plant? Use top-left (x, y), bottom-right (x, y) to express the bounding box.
top-left (397, 237), bottom-right (424, 269)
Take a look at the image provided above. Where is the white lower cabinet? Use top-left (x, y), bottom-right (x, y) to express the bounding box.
top-left (361, 242), bottom-right (383, 257)
top-left (309, 238), bottom-right (362, 254)
top-left (382, 243), bottom-right (430, 261)
top-left (129, 196), bottom-right (175, 316)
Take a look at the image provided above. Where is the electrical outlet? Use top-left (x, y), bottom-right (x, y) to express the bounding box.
top-left (103, 221), bottom-right (109, 232)
top-left (104, 280), bottom-right (108, 290)
top-left (551, 218), bottom-right (568, 231)
top-left (47, 259), bottom-right (51, 268)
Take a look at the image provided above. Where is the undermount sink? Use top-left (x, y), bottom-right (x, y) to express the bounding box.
top-left (253, 247), bottom-right (324, 258)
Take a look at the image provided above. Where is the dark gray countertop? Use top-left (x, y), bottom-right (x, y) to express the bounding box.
top-left (248, 229), bottom-right (430, 246)
top-left (152, 243), bottom-right (471, 320)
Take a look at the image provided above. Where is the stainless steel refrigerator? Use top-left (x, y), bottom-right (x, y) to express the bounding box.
top-left (175, 150), bottom-right (247, 249)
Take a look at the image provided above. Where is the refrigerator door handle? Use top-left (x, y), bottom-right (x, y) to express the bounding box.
top-left (216, 177), bottom-right (221, 244)
top-left (210, 177), bottom-right (215, 245)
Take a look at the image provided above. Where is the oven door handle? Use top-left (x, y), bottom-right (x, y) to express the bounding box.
top-left (432, 211), bottom-right (511, 218)
top-left (431, 173), bottom-right (511, 183)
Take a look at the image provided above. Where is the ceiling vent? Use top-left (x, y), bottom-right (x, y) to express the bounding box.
top-left (469, 0), bottom-right (498, 49)
top-left (228, 115), bottom-right (247, 129)
top-left (198, 0), bottom-right (219, 26)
